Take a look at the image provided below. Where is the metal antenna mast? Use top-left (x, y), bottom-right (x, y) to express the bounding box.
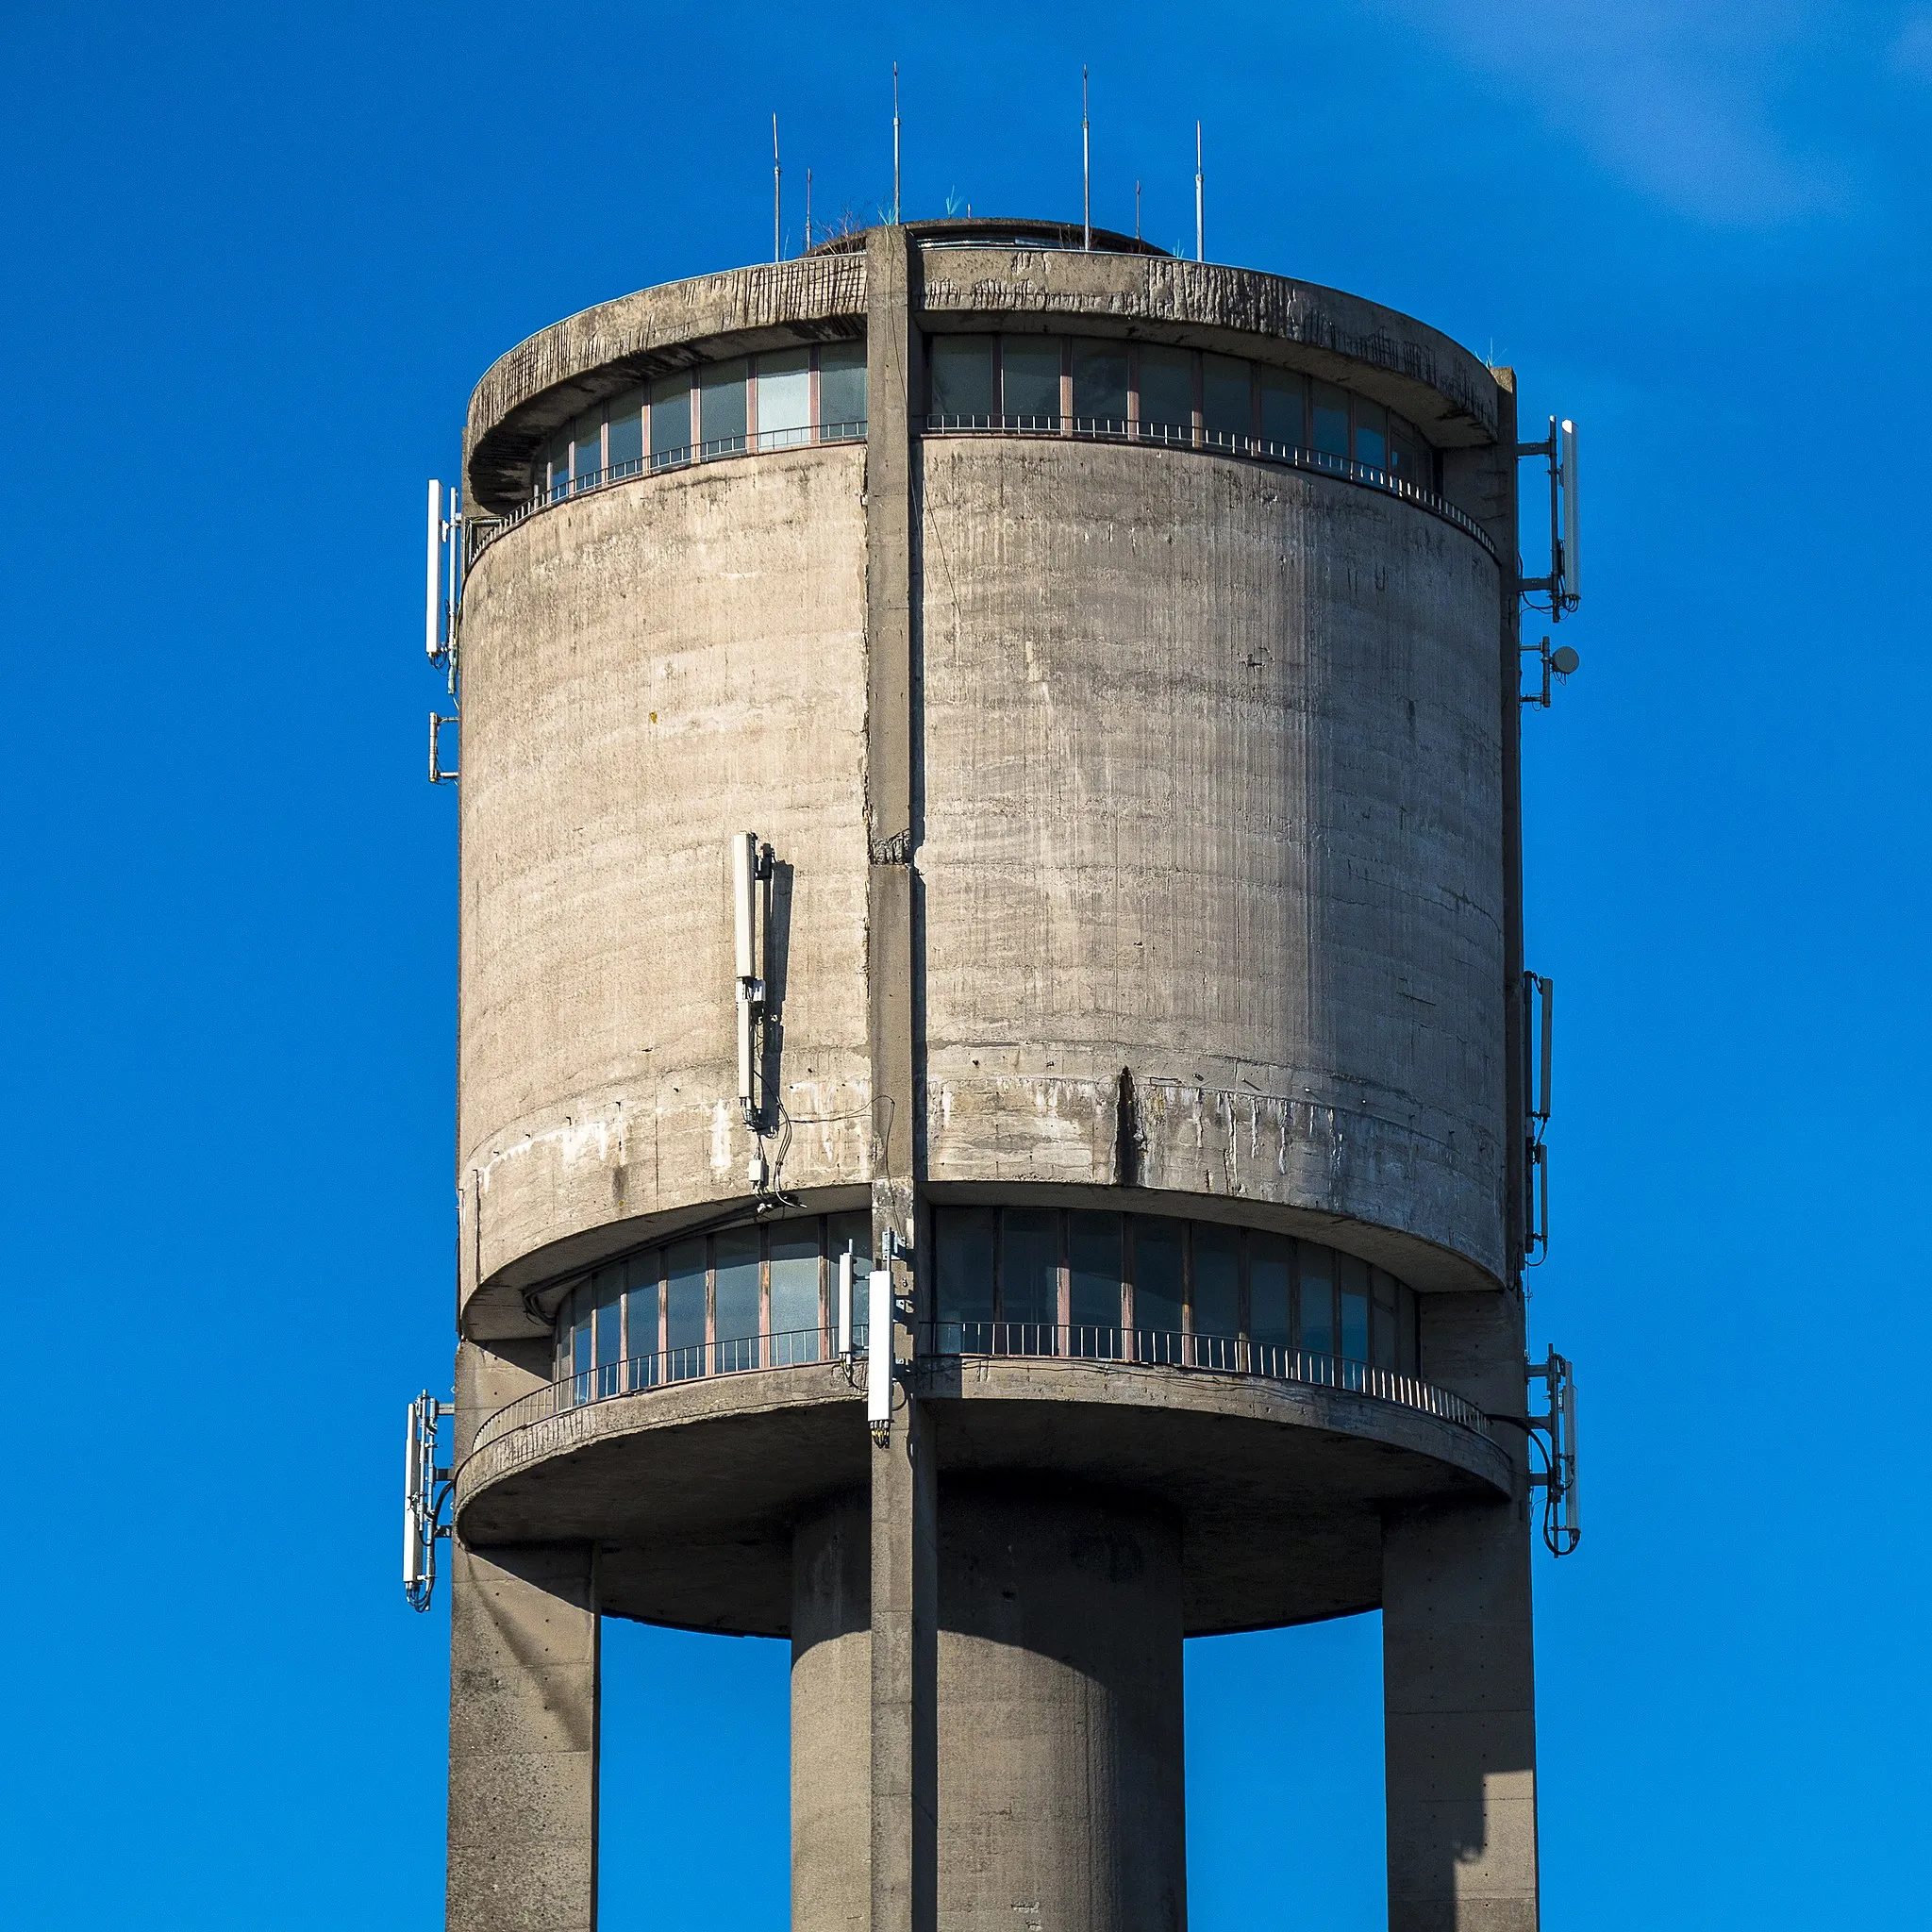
top-left (1082, 68), bottom-right (1091, 250)
top-left (892, 63), bottom-right (901, 223)
top-left (773, 114), bottom-right (782, 262)
top-left (1194, 121), bottom-right (1204, 262)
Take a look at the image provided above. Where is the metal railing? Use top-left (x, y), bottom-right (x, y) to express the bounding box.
top-left (468, 420), bottom-right (868, 564)
top-left (467, 1315), bottom-right (1488, 1461)
top-left (472, 1324), bottom-right (860, 1457)
top-left (920, 415), bottom-right (1496, 556)
top-left (924, 1321), bottom-right (1490, 1435)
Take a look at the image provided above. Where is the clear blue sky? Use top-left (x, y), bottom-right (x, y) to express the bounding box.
top-left (4, 4), bottom-right (1926, 1927)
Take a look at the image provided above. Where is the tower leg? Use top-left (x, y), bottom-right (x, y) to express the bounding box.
top-left (1383, 1295), bottom-right (1540, 1932)
top-left (447, 1341), bottom-right (599, 1932)
top-left (938, 1483), bottom-right (1186, 1932)
top-left (793, 1494), bottom-right (872, 1932)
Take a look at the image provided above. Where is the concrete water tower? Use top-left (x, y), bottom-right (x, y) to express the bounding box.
top-left (408, 215), bottom-right (1582, 1932)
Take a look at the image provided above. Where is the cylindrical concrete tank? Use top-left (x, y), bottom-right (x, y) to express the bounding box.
top-left (443, 217), bottom-right (1541, 1932)
top-left (452, 224), bottom-right (1515, 1338)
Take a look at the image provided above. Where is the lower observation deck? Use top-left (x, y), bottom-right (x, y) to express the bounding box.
top-left (454, 1324), bottom-right (1514, 1638)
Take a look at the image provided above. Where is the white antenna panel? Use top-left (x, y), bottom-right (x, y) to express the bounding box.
top-left (1560, 421), bottom-right (1581, 607)
top-left (867, 1266), bottom-right (893, 1427)
top-left (425, 480), bottom-right (442, 659)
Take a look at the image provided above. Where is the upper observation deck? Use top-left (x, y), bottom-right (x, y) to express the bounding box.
top-left (450, 1204), bottom-right (1513, 1637)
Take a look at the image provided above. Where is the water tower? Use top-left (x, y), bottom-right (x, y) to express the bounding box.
top-left (407, 216), bottom-right (1582, 1932)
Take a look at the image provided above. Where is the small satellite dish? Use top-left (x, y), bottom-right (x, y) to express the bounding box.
top-left (1550, 644), bottom-right (1581, 677)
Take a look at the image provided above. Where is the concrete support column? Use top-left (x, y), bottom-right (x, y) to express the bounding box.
top-left (793, 1495), bottom-right (874, 1932)
top-left (938, 1484), bottom-right (1186, 1932)
top-left (447, 1340), bottom-right (600, 1932)
top-left (1383, 1293), bottom-right (1539, 1932)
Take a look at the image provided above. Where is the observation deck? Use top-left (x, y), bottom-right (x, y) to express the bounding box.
top-left (454, 1320), bottom-right (1511, 1639)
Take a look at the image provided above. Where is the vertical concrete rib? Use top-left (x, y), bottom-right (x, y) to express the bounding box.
top-left (447, 1341), bottom-right (600, 1932)
top-left (864, 222), bottom-right (937, 1932)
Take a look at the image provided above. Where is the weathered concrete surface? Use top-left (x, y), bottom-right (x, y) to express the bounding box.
top-left (445, 225), bottom-right (1543, 1930)
top-left (793, 1495), bottom-right (873, 1932)
top-left (455, 450), bottom-right (872, 1337)
top-left (938, 1483), bottom-right (1186, 1932)
top-left (456, 241), bottom-right (1512, 1331)
top-left (1383, 1291), bottom-right (1540, 1932)
top-left (447, 1342), bottom-right (598, 1932)
top-left (918, 436), bottom-right (1507, 1289)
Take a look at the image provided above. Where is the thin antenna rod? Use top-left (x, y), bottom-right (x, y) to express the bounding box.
top-left (806, 166), bottom-right (812, 251)
top-left (773, 114), bottom-right (781, 262)
top-left (892, 63), bottom-right (901, 224)
top-left (1135, 178), bottom-right (1141, 242)
top-left (1194, 121), bottom-right (1204, 262)
top-left (1082, 68), bottom-right (1091, 251)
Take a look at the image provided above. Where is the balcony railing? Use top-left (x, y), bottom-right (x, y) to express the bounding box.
top-left (467, 420), bottom-right (868, 565)
top-left (467, 1319), bottom-right (1489, 1461)
top-left (925, 1321), bottom-right (1490, 1435)
top-left (921, 414), bottom-right (1496, 557)
top-left (471, 1325), bottom-right (854, 1457)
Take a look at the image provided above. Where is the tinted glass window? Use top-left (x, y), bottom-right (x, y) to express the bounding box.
top-left (1133, 1217), bottom-right (1186, 1349)
top-left (1249, 1233), bottom-right (1291, 1350)
top-left (1298, 1243), bottom-right (1335, 1355)
top-left (1191, 1224), bottom-right (1240, 1340)
top-left (769, 1224), bottom-right (820, 1361)
top-left (700, 359), bottom-right (749, 454)
top-left (1068, 1211), bottom-right (1123, 1335)
top-left (1072, 339), bottom-right (1128, 427)
top-left (1311, 381), bottom-right (1349, 458)
top-left (1372, 1297), bottom-right (1397, 1369)
top-left (757, 348), bottom-right (811, 446)
top-left (1259, 369), bottom-right (1305, 450)
top-left (594, 1264), bottom-right (623, 1364)
top-left (1389, 415), bottom-right (1428, 490)
top-left (1353, 398), bottom-right (1387, 472)
top-left (625, 1252), bottom-right (658, 1370)
top-left (1001, 1208), bottom-right (1059, 1332)
top-left (935, 1208), bottom-right (995, 1328)
top-left (1001, 337), bottom-right (1061, 425)
top-left (1138, 345), bottom-right (1193, 441)
top-left (929, 335), bottom-right (994, 420)
top-left (573, 1308), bottom-right (591, 1377)
top-left (608, 389), bottom-right (645, 473)
top-left (1202, 354), bottom-right (1250, 445)
top-left (650, 374), bottom-right (691, 462)
top-left (572, 410), bottom-right (602, 483)
top-left (818, 341), bottom-right (866, 438)
top-left (666, 1237), bottom-right (706, 1373)
top-left (827, 1210), bottom-right (871, 1275)
top-left (1337, 1250), bottom-right (1371, 1363)
top-left (547, 432), bottom-right (570, 498)
top-left (714, 1225), bottom-right (760, 1365)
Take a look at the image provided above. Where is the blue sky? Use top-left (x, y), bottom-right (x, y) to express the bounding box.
top-left (3, 4), bottom-right (1927, 1927)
